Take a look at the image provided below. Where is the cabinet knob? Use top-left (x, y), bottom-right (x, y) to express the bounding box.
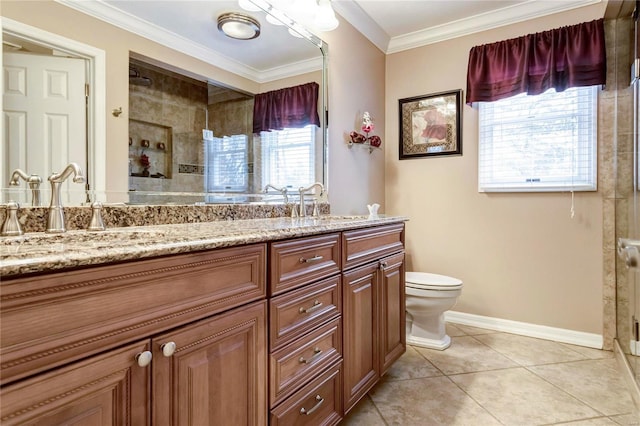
top-left (135, 351), bottom-right (153, 367)
top-left (379, 261), bottom-right (388, 271)
top-left (300, 395), bottom-right (324, 416)
top-left (160, 341), bottom-right (177, 357)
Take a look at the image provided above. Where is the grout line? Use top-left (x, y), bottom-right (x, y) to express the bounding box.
top-left (442, 373), bottom-right (507, 425)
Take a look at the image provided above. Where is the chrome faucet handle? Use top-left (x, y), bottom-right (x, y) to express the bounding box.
top-left (312, 200), bottom-right (319, 217)
top-left (9, 169), bottom-right (43, 206)
top-left (1, 201), bottom-right (23, 236)
top-left (87, 201), bottom-right (106, 231)
top-left (289, 202), bottom-right (299, 218)
top-left (47, 163), bottom-right (85, 233)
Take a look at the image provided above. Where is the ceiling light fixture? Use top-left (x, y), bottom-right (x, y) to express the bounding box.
top-left (239, 0), bottom-right (338, 34)
top-left (217, 12), bottom-right (261, 40)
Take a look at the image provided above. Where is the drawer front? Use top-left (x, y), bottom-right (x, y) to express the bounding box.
top-left (342, 223), bottom-right (404, 271)
top-left (0, 244), bottom-right (266, 385)
top-left (270, 361), bottom-right (343, 426)
top-left (270, 318), bottom-right (342, 407)
top-left (270, 275), bottom-right (341, 350)
top-left (270, 233), bottom-right (341, 295)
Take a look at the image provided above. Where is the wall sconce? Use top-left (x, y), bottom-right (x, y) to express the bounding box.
top-left (349, 112), bottom-right (382, 154)
top-left (217, 12), bottom-right (261, 40)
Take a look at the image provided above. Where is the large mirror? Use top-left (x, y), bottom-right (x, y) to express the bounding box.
top-left (1, 0), bottom-right (327, 206)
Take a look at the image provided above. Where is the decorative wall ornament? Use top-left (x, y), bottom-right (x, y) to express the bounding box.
top-left (348, 111), bottom-right (382, 154)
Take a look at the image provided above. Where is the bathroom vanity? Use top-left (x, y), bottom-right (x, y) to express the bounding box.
top-left (0, 215), bottom-right (406, 425)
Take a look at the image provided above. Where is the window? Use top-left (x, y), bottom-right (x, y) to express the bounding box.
top-left (204, 134), bottom-right (248, 192)
top-left (260, 125), bottom-right (316, 189)
top-left (478, 86), bottom-right (597, 192)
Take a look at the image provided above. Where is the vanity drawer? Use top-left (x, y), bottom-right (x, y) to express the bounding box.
top-left (270, 317), bottom-right (342, 407)
top-left (270, 233), bottom-right (341, 295)
top-left (0, 244), bottom-right (266, 385)
top-left (270, 275), bottom-right (341, 350)
top-left (342, 223), bottom-right (405, 271)
top-left (270, 361), bottom-right (343, 426)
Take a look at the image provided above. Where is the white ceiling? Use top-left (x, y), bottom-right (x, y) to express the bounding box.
top-left (56, 0), bottom-right (602, 81)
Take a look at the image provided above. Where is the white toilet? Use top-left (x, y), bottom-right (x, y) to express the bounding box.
top-left (405, 272), bottom-right (463, 350)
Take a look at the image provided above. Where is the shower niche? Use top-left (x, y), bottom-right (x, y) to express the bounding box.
top-left (129, 119), bottom-right (173, 179)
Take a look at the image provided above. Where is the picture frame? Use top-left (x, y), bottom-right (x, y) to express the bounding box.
top-left (398, 89), bottom-right (463, 159)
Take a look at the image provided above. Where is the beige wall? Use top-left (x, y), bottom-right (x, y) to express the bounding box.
top-left (321, 16), bottom-right (386, 215)
top-left (385, 4), bottom-right (607, 335)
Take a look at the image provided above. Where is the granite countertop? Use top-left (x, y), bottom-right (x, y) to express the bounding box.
top-left (0, 215), bottom-right (407, 278)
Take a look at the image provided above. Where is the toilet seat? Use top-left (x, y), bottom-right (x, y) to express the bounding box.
top-left (405, 272), bottom-right (463, 291)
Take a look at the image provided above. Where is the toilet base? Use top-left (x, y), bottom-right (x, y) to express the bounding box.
top-left (407, 333), bottom-right (451, 350)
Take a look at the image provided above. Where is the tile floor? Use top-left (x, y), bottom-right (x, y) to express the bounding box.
top-left (342, 323), bottom-right (640, 426)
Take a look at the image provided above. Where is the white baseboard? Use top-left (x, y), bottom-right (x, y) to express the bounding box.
top-left (444, 311), bottom-right (603, 349)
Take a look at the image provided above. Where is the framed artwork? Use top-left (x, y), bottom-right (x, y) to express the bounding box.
top-left (398, 89), bottom-right (462, 159)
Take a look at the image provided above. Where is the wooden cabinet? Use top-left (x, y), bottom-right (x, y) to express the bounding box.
top-left (1, 340), bottom-right (150, 425)
top-left (0, 221), bottom-right (406, 425)
top-left (342, 225), bottom-right (406, 414)
top-left (152, 301), bottom-right (267, 426)
top-left (0, 244), bottom-right (267, 426)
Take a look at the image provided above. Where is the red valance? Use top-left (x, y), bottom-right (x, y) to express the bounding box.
top-left (466, 18), bottom-right (606, 104)
top-left (253, 82), bottom-right (320, 133)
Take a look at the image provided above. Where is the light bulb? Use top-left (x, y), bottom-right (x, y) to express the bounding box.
top-left (315, 0), bottom-right (338, 31)
top-left (238, 0), bottom-right (261, 12)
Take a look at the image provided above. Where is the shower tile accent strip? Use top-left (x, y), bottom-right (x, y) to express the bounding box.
top-left (178, 164), bottom-right (205, 175)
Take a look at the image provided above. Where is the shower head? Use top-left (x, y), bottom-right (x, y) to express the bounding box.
top-left (129, 67), bottom-right (152, 86)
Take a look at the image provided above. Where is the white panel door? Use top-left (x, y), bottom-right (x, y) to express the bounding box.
top-left (2, 52), bottom-right (86, 205)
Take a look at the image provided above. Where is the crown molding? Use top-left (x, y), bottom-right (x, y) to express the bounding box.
top-left (334, 0), bottom-right (602, 55)
top-left (54, 0), bottom-right (320, 83)
top-left (386, 0), bottom-right (602, 53)
top-left (331, 1), bottom-right (389, 53)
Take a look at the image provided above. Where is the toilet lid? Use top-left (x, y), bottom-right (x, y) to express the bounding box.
top-left (405, 272), bottom-right (463, 290)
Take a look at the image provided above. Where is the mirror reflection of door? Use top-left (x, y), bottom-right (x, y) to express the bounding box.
top-left (2, 50), bottom-right (87, 206)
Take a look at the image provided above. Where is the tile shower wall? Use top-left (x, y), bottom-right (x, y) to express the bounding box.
top-left (128, 62), bottom-right (208, 203)
top-left (601, 17), bottom-right (633, 352)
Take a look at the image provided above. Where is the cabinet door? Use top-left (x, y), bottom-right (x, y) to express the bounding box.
top-left (342, 263), bottom-right (379, 413)
top-left (0, 340), bottom-right (150, 426)
top-left (152, 300), bottom-right (267, 426)
top-left (379, 251), bottom-right (406, 374)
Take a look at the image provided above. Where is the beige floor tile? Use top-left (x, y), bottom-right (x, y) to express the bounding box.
top-left (529, 359), bottom-right (633, 416)
top-left (449, 368), bottom-right (599, 425)
top-left (610, 412), bottom-right (640, 425)
top-left (474, 332), bottom-right (588, 366)
top-left (450, 323), bottom-right (497, 335)
top-left (554, 418), bottom-right (624, 425)
top-left (342, 395), bottom-right (386, 425)
top-left (414, 336), bottom-right (518, 375)
top-left (369, 376), bottom-right (501, 425)
top-left (446, 322), bottom-right (467, 337)
top-left (558, 344), bottom-right (616, 360)
top-left (383, 345), bottom-right (443, 381)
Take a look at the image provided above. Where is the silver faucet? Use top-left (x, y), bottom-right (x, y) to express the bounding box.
top-left (263, 184), bottom-right (289, 203)
top-left (47, 163), bottom-right (85, 233)
top-left (1, 201), bottom-right (23, 236)
top-left (9, 169), bottom-right (42, 206)
top-left (298, 182), bottom-right (324, 217)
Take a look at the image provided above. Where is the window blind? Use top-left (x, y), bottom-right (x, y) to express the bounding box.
top-left (478, 86), bottom-right (597, 192)
top-left (260, 126), bottom-right (315, 189)
top-left (204, 134), bottom-right (248, 192)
